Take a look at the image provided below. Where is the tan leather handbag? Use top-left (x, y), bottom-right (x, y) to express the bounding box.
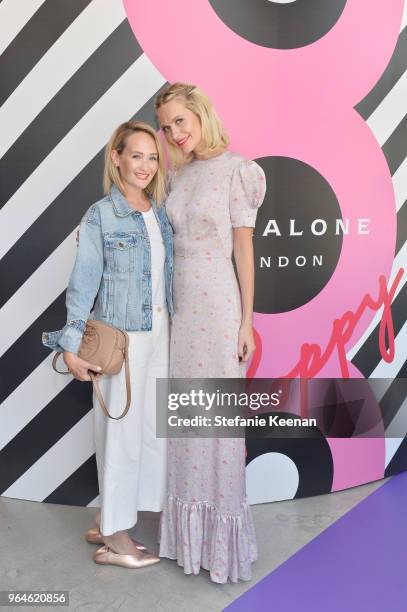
top-left (52, 320), bottom-right (131, 420)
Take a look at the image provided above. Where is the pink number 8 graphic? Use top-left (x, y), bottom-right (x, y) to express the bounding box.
top-left (124, 0), bottom-right (405, 491)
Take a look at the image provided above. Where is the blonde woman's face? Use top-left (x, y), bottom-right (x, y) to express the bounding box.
top-left (158, 99), bottom-right (202, 156)
top-left (111, 131), bottom-right (158, 193)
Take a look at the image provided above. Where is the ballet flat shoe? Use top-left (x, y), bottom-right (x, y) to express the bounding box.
top-left (85, 527), bottom-right (147, 551)
top-left (93, 545), bottom-right (160, 569)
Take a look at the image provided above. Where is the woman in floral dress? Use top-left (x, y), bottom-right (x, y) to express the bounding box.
top-left (155, 83), bottom-right (266, 583)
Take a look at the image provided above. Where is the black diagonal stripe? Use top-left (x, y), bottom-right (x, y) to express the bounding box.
top-left (382, 115), bottom-right (407, 176)
top-left (385, 434), bottom-right (407, 477)
top-left (0, 85), bottom-right (167, 310)
top-left (0, 0), bottom-right (93, 107)
top-left (396, 357), bottom-right (407, 379)
top-left (355, 26), bottom-right (407, 119)
top-left (0, 19), bottom-right (142, 208)
top-left (0, 381), bottom-right (93, 494)
top-left (0, 154), bottom-right (104, 309)
top-left (0, 291), bottom-right (66, 405)
top-left (396, 202), bottom-right (407, 255)
top-left (380, 375), bottom-right (407, 430)
top-left (44, 454), bottom-right (98, 506)
top-left (351, 282), bottom-right (406, 377)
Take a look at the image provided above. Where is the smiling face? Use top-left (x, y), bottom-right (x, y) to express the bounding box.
top-left (111, 131), bottom-right (159, 195)
top-left (157, 98), bottom-right (203, 157)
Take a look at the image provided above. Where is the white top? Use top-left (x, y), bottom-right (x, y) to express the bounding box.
top-left (142, 207), bottom-right (166, 308)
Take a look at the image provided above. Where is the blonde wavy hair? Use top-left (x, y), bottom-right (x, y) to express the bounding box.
top-left (103, 121), bottom-right (166, 205)
top-left (155, 82), bottom-right (229, 168)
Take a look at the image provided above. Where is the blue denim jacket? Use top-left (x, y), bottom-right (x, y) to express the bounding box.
top-left (42, 185), bottom-right (173, 354)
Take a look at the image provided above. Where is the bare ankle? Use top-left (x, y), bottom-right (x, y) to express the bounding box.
top-left (102, 531), bottom-right (141, 556)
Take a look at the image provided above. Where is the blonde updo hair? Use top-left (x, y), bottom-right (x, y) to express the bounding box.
top-left (103, 120), bottom-right (166, 205)
top-left (155, 82), bottom-right (229, 168)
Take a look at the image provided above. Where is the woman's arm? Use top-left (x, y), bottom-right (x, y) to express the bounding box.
top-left (45, 204), bottom-right (105, 380)
top-left (59, 204), bottom-right (104, 351)
top-left (233, 227), bottom-right (256, 362)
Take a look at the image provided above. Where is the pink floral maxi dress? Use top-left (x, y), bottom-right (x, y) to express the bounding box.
top-left (158, 150), bottom-right (266, 583)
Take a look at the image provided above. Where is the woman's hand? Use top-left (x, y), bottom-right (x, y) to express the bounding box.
top-left (237, 322), bottom-right (256, 363)
top-left (63, 351), bottom-right (101, 382)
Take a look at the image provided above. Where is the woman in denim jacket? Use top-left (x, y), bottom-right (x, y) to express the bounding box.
top-left (42, 121), bottom-right (173, 569)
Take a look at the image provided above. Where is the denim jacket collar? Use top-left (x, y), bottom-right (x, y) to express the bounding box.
top-left (109, 185), bottom-right (157, 217)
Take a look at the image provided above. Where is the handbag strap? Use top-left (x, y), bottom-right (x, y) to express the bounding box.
top-left (52, 352), bottom-right (71, 374)
top-left (51, 337), bottom-right (131, 420)
top-left (90, 335), bottom-right (131, 421)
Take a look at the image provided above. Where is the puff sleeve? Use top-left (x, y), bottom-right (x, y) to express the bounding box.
top-left (229, 159), bottom-right (266, 228)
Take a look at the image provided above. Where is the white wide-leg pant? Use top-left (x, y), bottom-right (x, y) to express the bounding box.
top-left (93, 307), bottom-right (169, 536)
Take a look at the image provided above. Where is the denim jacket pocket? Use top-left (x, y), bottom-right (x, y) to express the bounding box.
top-left (104, 232), bottom-right (139, 273)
